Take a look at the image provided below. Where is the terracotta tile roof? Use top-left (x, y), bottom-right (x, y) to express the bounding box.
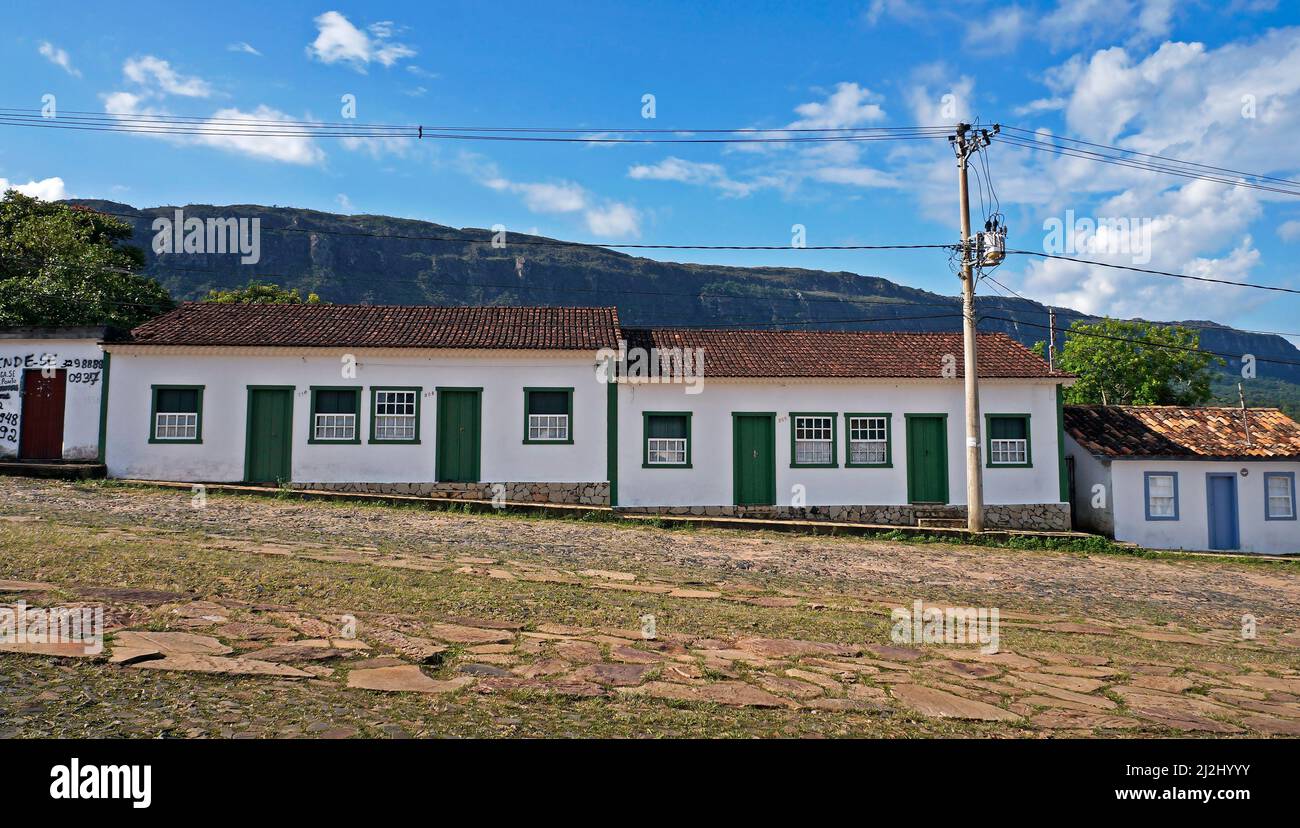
top-left (621, 328), bottom-right (1067, 379)
top-left (125, 303), bottom-right (622, 350)
top-left (1064, 405), bottom-right (1300, 459)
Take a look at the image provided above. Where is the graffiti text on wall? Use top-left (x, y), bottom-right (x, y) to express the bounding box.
top-left (0, 352), bottom-right (103, 447)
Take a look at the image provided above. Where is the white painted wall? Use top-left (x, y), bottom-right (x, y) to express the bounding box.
top-left (616, 379), bottom-right (1065, 507)
top-left (1064, 435), bottom-right (1114, 535)
top-left (104, 348), bottom-right (608, 483)
top-left (1110, 459), bottom-right (1300, 554)
top-left (0, 339), bottom-right (105, 460)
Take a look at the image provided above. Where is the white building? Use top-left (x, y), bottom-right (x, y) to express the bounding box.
top-left (100, 303), bottom-right (1074, 530)
top-left (1064, 405), bottom-right (1300, 554)
top-left (0, 326), bottom-right (111, 464)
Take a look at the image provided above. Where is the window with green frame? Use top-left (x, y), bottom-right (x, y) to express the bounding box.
top-left (523, 387), bottom-right (573, 443)
top-left (790, 413), bottom-right (837, 467)
top-left (643, 412), bottom-right (691, 467)
top-left (985, 414), bottom-right (1031, 467)
top-left (309, 387), bottom-right (361, 443)
top-left (845, 413), bottom-right (890, 467)
top-left (150, 385), bottom-right (203, 443)
top-left (370, 387), bottom-right (421, 443)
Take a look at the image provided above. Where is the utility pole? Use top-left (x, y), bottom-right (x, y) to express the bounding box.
top-left (1048, 308), bottom-right (1056, 372)
top-left (952, 123), bottom-right (988, 533)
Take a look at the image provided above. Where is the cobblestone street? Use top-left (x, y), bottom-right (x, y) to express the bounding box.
top-left (2, 478), bottom-right (1299, 738)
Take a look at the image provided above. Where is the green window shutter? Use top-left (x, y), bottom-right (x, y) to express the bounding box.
top-left (156, 387), bottom-right (199, 413)
top-left (315, 389), bottom-right (358, 414)
top-left (647, 414), bottom-right (687, 438)
top-left (527, 390), bottom-right (569, 415)
top-left (989, 416), bottom-right (1026, 440)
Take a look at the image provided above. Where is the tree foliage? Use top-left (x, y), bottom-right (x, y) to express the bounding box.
top-left (1037, 318), bottom-right (1224, 405)
top-left (0, 191), bottom-right (174, 328)
top-left (203, 280), bottom-right (322, 304)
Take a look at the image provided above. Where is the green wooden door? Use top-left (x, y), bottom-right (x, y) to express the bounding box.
top-left (436, 389), bottom-right (481, 483)
top-left (906, 415), bottom-right (948, 503)
top-left (245, 387), bottom-right (293, 483)
top-left (733, 414), bottom-right (775, 506)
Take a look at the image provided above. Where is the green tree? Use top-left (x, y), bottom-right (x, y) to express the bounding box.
top-left (0, 191), bottom-right (173, 328)
top-left (1040, 318), bottom-right (1224, 405)
top-left (203, 280), bottom-right (322, 304)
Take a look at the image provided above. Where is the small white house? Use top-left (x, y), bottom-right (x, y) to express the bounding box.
top-left (612, 327), bottom-right (1073, 530)
top-left (1064, 405), bottom-right (1300, 554)
top-left (100, 303), bottom-right (1075, 530)
top-left (0, 326), bottom-right (111, 463)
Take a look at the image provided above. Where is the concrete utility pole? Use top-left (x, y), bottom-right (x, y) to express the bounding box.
top-left (953, 123), bottom-right (985, 533)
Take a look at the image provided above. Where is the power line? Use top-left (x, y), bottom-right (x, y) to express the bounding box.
top-left (1000, 124), bottom-right (1300, 189)
top-left (1004, 249), bottom-right (1300, 295)
top-left (0, 111), bottom-right (954, 144)
top-left (996, 133), bottom-right (1300, 198)
top-left (0, 108), bottom-right (956, 134)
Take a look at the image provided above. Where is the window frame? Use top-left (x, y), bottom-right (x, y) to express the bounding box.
top-left (308, 386), bottom-right (361, 445)
top-left (1143, 470), bottom-right (1180, 521)
top-left (642, 411), bottom-right (692, 468)
top-left (522, 387), bottom-right (574, 445)
top-left (1263, 471), bottom-right (1297, 521)
top-left (789, 412), bottom-right (838, 468)
top-left (984, 413), bottom-right (1033, 468)
top-left (844, 412), bottom-right (892, 468)
top-left (368, 386), bottom-right (421, 444)
top-left (149, 384), bottom-right (204, 444)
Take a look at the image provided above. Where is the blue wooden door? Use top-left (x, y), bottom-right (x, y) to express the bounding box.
top-left (1206, 474), bottom-right (1239, 551)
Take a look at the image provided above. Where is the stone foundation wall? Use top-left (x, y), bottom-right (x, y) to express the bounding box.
top-left (292, 481), bottom-right (610, 506)
top-left (288, 481), bottom-right (1070, 531)
top-left (618, 502), bottom-right (1072, 531)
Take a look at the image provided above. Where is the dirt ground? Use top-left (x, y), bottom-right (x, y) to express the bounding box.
top-left (2, 477), bottom-right (1298, 738)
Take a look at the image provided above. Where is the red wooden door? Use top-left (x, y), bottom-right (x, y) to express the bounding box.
top-left (19, 369), bottom-right (66, 460)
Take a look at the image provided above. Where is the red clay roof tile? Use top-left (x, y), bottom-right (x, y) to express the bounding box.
top-left (125, 303), bottom-right (622, 350)
top-left (621, 328), bottom-right (1067, 379)
top-left (1064, 405), bottom-right (1300, 459)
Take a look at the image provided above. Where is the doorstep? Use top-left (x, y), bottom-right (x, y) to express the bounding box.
top-left (0, 460), bottom-right (106, 480)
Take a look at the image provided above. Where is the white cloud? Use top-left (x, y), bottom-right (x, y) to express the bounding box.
top-left (123, 55), bottom-right (212, 97)
top-left (964, 6), bottom-right (1027, 54)
top-left (38, 42), bottom-right (79, 77)
top-left (1278, 220), bottom-right (1300, 242)
top-left (228, 42), bottom-right (262, 56)
top-left (336, 193), bottom-right (355, 212)
top-left (307, 11), bottom-right (415, 71)
top-left (1000, 26), bottom-right (1300, 318)
top-left (1039, 0), bottom-right (1178, 51)
top-left (809, 166), bottom-right (900, 187)
top-left (467, 155), bottom-right (640, 238)
top-left (861, 0), bottom-right (926, 26)
top-left (705, 83), bottom-right (899, 194)
top-left (196, 106), bottom-right (326, 165)
top-left (0, 176), bottom-right (68, 200)
top-left (100, 56), bottom-right (324, 165)
top-left (101, 88), bottom-right (324, 165)
top-left (341, 134), bottom-right (412, 159)
top-left (789, 82), bottom-right (886, 130)
top-left (585, 202), bottom-right (641, 238)
top-left (627, 157), bottom-right (758, 197)
top-left (487, 179), bottom-right (588, 214)
top-left (1013, 96), bottom-right (1067, 115)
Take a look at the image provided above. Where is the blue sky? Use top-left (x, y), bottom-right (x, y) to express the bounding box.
top-left (3, 0), bottom-right (1300, 342)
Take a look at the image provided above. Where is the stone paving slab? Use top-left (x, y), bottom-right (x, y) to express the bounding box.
top-left (890, 684), bottom-right (1021, 721)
